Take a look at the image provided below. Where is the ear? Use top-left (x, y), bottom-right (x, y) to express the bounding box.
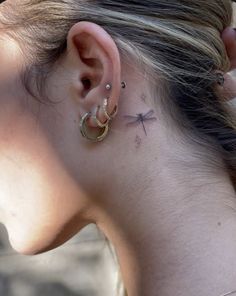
top-left (221, 27), bottom-right (236, 71)
top-left (66, 21), bottom-right (122, 127)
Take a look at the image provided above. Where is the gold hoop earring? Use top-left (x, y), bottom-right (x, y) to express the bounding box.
top-left (102, 98), bottom-right (118, 121)
top-left (91, 105), bottom-right (110, 128)
top-left (80, 112), bottom-right (109, 142)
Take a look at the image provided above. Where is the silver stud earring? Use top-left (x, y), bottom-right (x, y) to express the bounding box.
top-left (105, 82), bottom-right (127, 90)
top-left (121, 81), bottom-right (126, 89)
top-left (106, 84), bottom-right (112, 90)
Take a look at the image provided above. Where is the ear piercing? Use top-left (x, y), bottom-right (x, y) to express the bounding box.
top-left (80, 97), bottom-right (118, 142)
top-left (105, 81), bottom-right (126, 90)
top-left (103, 98), bottom-right (118, 120)
top-left (80, 81), bottom-right (126, 142)
top-left (121, 81), bottom-right (127, 89)
top-left (91, 105), bottom-right (110, 128)
top-left (80, 111), bottom-right (110, 142)
top-left (106, 84), bottom-right (112, 90)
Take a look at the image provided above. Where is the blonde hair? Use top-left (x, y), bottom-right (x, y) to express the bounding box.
top-left (0, 0), bottom-right (235, 294)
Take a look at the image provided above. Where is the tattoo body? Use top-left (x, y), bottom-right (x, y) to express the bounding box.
top-left (124, 110), bottom-right (157, 136)
top-left (135, 135), bottom-right (142, 149)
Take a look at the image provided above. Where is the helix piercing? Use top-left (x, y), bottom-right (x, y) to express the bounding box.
top-left (121, 81), bottom-right (126, 89)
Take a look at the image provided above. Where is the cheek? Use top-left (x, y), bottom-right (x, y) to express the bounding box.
top-left (0, 118), bottom-right (91, 255)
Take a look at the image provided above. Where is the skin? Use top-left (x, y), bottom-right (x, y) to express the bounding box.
top-left (1, 6), bottom-right (236, 294)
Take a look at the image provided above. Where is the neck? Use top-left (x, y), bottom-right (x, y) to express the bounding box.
top-left (89, 73), bottom-right (236, 295)
top-left (94, 125), bottom-right (236, 296)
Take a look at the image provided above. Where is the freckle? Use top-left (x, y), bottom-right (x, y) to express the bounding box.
top-left (217, 222), bottom-right (221, 226)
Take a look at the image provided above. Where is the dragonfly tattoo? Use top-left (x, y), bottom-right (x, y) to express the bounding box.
top-left (124, 110), bottom-right (157, 136)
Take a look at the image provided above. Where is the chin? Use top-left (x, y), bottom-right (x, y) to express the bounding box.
top-left (7, 220), bottom-right (89, 256)
top-left (8, 231), bottom-right (71, 255)
top-left (9, 235), bottom-right (53, 256)
top-left (6, 226), bottom-right (59, 255)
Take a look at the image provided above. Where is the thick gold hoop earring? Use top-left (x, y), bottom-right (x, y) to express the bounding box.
top-left (80, 112), bottom-right (109, 142)
top-left (102, 98), bottom-right (118, 121)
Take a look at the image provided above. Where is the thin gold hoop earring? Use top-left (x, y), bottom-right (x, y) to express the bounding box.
top-left (80, 112), bottom-right (109, 142)
top-left (91, 106), bottom-right (110, 128)
top-left (102, 98), bottom-right (118, 121)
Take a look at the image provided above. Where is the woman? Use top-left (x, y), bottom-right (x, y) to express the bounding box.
top-left (0, 0), bottom-right (236, 295)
